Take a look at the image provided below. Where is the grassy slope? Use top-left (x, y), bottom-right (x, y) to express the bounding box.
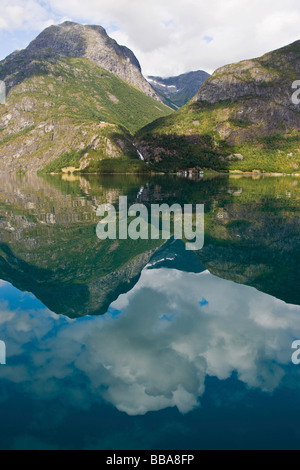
top-left (136, 102), bottom-right (233, 172)
top-left (137, 101), bottom-right (300, 173)
top-left (0, 57), bottom-right (172, 173)
top-left (137, 42), bottom-right (300, 173)
top-left (40, 58), bottom-right (171, 134)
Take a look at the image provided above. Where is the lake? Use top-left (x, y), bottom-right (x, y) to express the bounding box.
top-left (0, 172), bottom-right (299, 450)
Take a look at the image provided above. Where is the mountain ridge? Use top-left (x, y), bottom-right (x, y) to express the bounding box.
top-left (147, 70), bottom-right (210, 109)
top-left (0, 22), bottom-right (172, 173)
top-left (137, 40), bottom-right (300, 173)
top-left (1, 21), bottom-right (160, 101)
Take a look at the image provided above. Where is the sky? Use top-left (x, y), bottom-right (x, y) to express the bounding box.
top-left (0, 0), bottom-right (299, 77)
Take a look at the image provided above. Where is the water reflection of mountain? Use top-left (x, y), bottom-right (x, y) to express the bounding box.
top-left (0, 173), bottom-right (298, 318)
top-left (139, 175), bottom-right (300, 305)
top-left (197, 203), bottom-right (300, 306)
top-left (0, 174), bottom-right (163, 317)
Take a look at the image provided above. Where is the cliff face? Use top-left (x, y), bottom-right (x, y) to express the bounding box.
top-left (190, 40), bottom-right (300, 140)
top-left (137, 40), bottom-right (300, 173)
top-left (193, 41), bottom-right (300, 102)
top-left (2, 21), bottom-right (159, 101)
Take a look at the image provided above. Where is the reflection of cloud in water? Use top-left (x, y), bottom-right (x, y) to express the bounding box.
top-left (0, 269), bottom-right (300, 416)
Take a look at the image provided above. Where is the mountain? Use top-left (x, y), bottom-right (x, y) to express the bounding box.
top-left (2, 21), bottom-right (160, 100)
top-left (137, 40), bottom-right (300, 173)
top-left (0, 22), bottom-right (172, 173)
top-left (147, 70), bottom-right (210, 109)
top-left (0, 173), bottom-right (298, 317)
top-left (147, 237), bottom-right (206, 272)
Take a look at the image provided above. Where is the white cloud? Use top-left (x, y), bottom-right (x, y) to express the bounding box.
top-left (0, 0), bottom-right (53, 31)
top-left (0, 0), bottom-right (299, 75)
top-left (1, 268), bottom-right (300, 417)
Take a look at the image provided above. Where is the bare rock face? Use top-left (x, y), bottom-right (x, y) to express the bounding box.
top-left (190, 40), bottom-right (300, 137)
top-left (1, 21), bottom-right (160, 101)
top-left (193, 41), bottom-right (300, 104)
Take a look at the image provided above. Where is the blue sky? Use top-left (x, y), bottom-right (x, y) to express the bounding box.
top-left (0, 0), bottom-right (299, 76)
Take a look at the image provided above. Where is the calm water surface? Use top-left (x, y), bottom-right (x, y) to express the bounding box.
top-left (0, 173), bottom-right (299, 450)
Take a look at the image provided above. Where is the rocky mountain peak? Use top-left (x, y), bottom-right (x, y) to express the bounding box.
top-left (1, 21), bottom-right (160, 100)
top-left (148, 70), bottom-right (210, 108)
